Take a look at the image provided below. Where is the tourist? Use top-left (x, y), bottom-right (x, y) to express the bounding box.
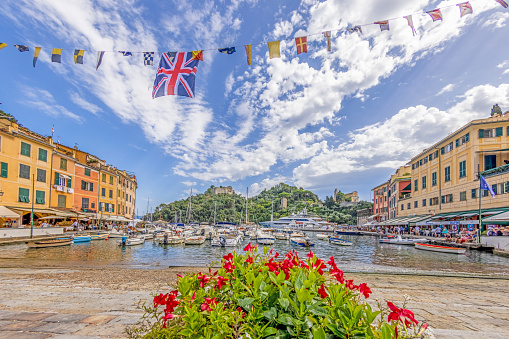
top-left (442, 227), bottom-right (448, 238)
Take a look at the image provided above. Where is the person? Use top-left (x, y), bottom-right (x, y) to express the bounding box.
top-left (72, 220), bottom-right (78, 232)
top-left (442, 227), bottom-right (448, 238)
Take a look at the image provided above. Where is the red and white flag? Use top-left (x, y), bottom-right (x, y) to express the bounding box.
top-left (427, 9), bottom-right (443, 22)
top-left (457, 2), bottom-right (473, 17)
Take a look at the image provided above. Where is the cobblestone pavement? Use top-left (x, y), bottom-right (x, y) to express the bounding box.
top-left (0, 266), bottom-right (508, 338)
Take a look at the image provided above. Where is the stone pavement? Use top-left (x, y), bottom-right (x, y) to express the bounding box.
top-left (0, 266), bottom-right (508, 338)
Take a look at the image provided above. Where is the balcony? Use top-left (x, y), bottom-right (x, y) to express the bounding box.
top-left (480, 163), bottom-right (509, 178)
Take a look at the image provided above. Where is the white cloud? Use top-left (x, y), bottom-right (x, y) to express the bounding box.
top-left (182, 181), bottom-right (197, 187)
top-left (69, 92), bottom-right (102, 115)
top-left (20, 87), bottom-right (84, 122)
top-left (436, 84), bottom-right (455, 96)
top-left (482, 12), bottom-right (509, 29)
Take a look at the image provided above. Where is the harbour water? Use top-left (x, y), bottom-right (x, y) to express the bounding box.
top-left (2, 234), bottom-right (509, 276)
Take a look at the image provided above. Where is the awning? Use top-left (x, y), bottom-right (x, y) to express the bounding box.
top-left (483, 211), bottom-right (509, 224)
top-left (39, 215), bottom-right (66, 220)
top-left (8, 207), bottom-right (57, 214)
top-left (0, 206), bottom-right (21, 219)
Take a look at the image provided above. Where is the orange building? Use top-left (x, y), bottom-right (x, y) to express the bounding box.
top-left (74, 163), bottom-right (98, 214)
top-left (49, 146), bottom-right (75, 211)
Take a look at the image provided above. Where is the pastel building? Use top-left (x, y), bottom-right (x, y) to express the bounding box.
top-left (372, 181), bottom-right (389, 222)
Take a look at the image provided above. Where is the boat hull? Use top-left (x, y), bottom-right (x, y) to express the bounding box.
top-left (26, 238), bottom-right (73, 248)
top-left (290, 238), bottom-right (315, 247)
top-left (379, 238), bottom-right (429, 245)
top-left (329, 237), bottom-right (353, 246)
top-left (415, 243), bottom-right (466, 254)
top-left (118, 238), bottom-right (145, 246)
top-left (90, 234), bottom-right (108, 241)
top-left (335, 231), bottom-right (362, 235)
top-left (73, 236), bottom-right (91, 243)
top-left (185, 236), bottom-right (206, 245)
top-left (316, 234), bottom-right (330, 240)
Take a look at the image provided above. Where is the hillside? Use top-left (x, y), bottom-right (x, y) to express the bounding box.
top-left (147, 183), bottom-right (372, 225)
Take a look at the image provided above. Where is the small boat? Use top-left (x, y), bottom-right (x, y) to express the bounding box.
top-left (290, 236), bottom-right (315, 247)
top-left (256, 230), bottom-right (275, 245)
top-left (185, 236), bottom-right (206, 245)
top-left (329, 236), bottom-right (353, 246)
top-left (26, 237), bottom-right (73, 248)
top-left (118, 236), bottom-right (145, 246)
top-left (90, 234), bottom-right (109, 241)
top-left (108, 229), bottom-right (126, 238)
top-left (274, 232), bottom-right (289, 240)
top-left (156, 233), bottom-right (184, 245)
top-left (73, 236), bottom-right (91, 243)
top-left (211, 234), bottom-right (243, 247)
top-left (316, 233), bottom-right (330, 240)
top-left (143, 233), bottom-right (154, 240)
top-left (379, 235), bottom-right (429, 245)
top-left (414, 243), bottom-right (466, 254)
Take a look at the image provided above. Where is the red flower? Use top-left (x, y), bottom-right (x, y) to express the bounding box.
top-left (200, 297), bottom-right (218, 312)
top-left (236, 307), bottom-right (247, 318)
top-left (387, 302), bottom-right (418, 328)
top-left (243, 242), bottom-right (255, 251)
top-left (329, 265), bottom-right (345, 284)
top-left (223, 261), bottom-right (235, 273)
top-left (359, 283), bottom-right (372, 298)
top-left (223, 253), bottom-right (234, 262)
top-left (313, 258), bottom-right (326, 275)
top-left (307, 249), bottom-right (314, 261)
top-left (274, 252), bottom-right (279, 259)
top-left (327, 256), bottom-right (336, 267)
top-left (163, 313), bottom-right (182, 320)
top-left (345, 279), bottom-right (358, 290)
top-left (265, 258), bottom-right (279, 274)
top-left (216, 276), bottom-right (229, 290)
top-left (245, 256), bottom-right (253, 264)
top-left (197, 273), bottom-right (210, 288)
top-left (318, 284), bottom-right (328, 298)
top-left (154, 293), bottom-right (168, 307)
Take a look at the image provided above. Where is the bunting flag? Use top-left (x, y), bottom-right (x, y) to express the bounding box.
top-left (323, 31), bottom-right (332, 51)
top-left (74, 49), bottom-right (84, 64)
top-left (427, 9), bottom-right (443, 22)
top-left (192, 50), bottom-right (203, 61)
top-left (457, 2), bottom-right (473, 17)
top-left (375, 21), bottom-right (389, 31)
top-left (51, 48), bottom-right (63, 63)
top-left (144, 52), bottom-right (154, 66)
top-left (495, 0), bottom-right (508, 8)
top-left (96, 51), bottom-right (105, 70)
top-left (218, 47), bottom-right (236, 54)
top-left (14, 45), bottom-right (29, 52)
top-left (268, 40), bottom-right (280, 59)
top-left (404, 15), bottom-right (417, 36)
top-left (119, 51), bottom-right (132, 56)
top-left (33, 47), bottom-right (41, 67)
top-left (244, 45), bottom-right (252, 65)
top-left (346, 26), bottom-right (362, 34)
top-left (167, 52), bottom-right (177, 63)
top-left (295, 37), bottom-right (307, 55)
top-left (152, 52), bottom-right (199, 99)
top-left (0, 43), bottom-right (7, 51)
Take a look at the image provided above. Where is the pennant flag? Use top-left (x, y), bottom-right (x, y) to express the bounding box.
top-left (0, 43), bottom-right (7, 51)
top-left (404, 15), bottom-right (417, 36)
top-left (218, 47), bottom-right (236, 54)
top-left (268, 40), bottom-right (280, 59)
top-left (144, 52), bottom-right (154, 66)
top-left (167, 52), bottom-right (177, 63)
top-left (152, 52), bottom-right (199, 99)
top-left (192, 50), bottom-right (203, 61)
top-left (457, 2), bottom-right (473, 17)
top-left (480, 175), bottom-right (496, 197)
top-left (96, 51), bottom-right (105, 70)
top-left (33, 47), bottom-right (41, 68)
top-left (74, 49), bottom-right (84, 64)
top-left (295, 36), bottom-right (307, 55)
top-left (14, 45), bottom-right (29, 52)
top-left (323, 31), bottom-right (332, 51)
top-left (51, 48), bottom-right (63, 63)
top-left (427, 9), bottom-right (443, 22)
top-left (119, 51), bottom-right (132, 56)
top-left (374, 21), bottom-right (389, 31)
top-left (495, 0), bottom-right (508, 8)
top-left (346, 26), bottom-right (362, 34)
top-left (244, 45), bottom-right (252, 65)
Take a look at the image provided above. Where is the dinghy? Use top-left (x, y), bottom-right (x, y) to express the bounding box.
top-left (414, 243), bottom-right (466, 254)
top-left (329, 236), bottom-right (353, 246)
top-left (26, 237), bottom-right (73, 248)
top-left (379, 235), bottom-right (429, 245)
top-left (118, 236), bottom-right (145, 246)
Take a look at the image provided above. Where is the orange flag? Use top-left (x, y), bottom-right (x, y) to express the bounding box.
top-left (295, 37), bottom-right (307, 55)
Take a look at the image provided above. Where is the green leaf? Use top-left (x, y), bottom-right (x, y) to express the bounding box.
top-left (238, 297), bottom-right (256, 311)
top-left (277, 313), bottom-right (294, 326)
top-left (263, 326), bottom-right (278, 337)
top-left (309, 306), bottom-right (328, 317)
top-left (278, 298), bottom-right (290, 311)
top-left (263, 307), bottom-right (278, 322)
top-left (312, 327), bottom-right (326, 339)
top-left (381, 324), bottom-right (393, 339)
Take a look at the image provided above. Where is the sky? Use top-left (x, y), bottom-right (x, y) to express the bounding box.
top-left (1, 0), bottom-right (509, 216)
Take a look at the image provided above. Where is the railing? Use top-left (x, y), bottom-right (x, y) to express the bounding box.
top-left (480, 163), bottom-right (509, 178)
top-left (399, 194), bottom-right (412, 200)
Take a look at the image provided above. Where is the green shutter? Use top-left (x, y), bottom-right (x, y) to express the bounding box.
top-left (81, 180), bottom-right (86, 190)
top-left (479, 129), bottom-right (484, 138)
top-left (0, 162), bottom-right (7, 178)
top-left (38, 148), bottom-right (47, 161)
top-left (465, 133), bottom-right (469, 142)
top-left (112, 204), bottom-right (114, 213)
top-left (19, 188), bottom-right (29, 203)
top-left (455, 139), bottom-right (459, 147)
top-left (20, 142), bottom-right (31, 156)
top-left (90, 182), bottom-right (94, 192)
top-left (440, 147), bottom-right (445, 155)
top-left (85, 168), bottom-right (90, 176)
top-left (36, 191), bottom-right (45, 204)
top-left (67, 177), bottom-right (72, 188)
top-left (54, 172), bottom-right (60, 185)
top-left (496, 127), bottom-right (503, 137)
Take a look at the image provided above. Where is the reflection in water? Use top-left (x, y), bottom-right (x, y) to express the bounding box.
top-left (2, 235), bottom-right (509, 275)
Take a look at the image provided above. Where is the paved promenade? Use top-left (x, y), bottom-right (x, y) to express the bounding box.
top-left (0, 264), bottom-right (508, 338)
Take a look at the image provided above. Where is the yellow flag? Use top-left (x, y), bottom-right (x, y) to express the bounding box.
top-left (52, 48), bottom-right (63, 63)
top-left (268, 41), bottom-right (280, 59)
top-left (244, 45), bottom-right (252, 65)
top-left (74, 49), bottom-right (85, 64)
top-left (33, 47), bottom-right (41, 67)
top-left (0, 43), bottom-right (7, 51)
top-left (192, 50), bottom-right (203, 60)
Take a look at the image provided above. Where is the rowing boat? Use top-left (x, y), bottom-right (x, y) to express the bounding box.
top-left (26, 237), bottom-right (73, 248)
top-left (290, 237), bottom-right (315, 247)
top-left (329, 236), bottom-right (353, 246)
top-left (90, 234), bottom-right (109, 240)
top-left (73, 236), bottom-right (91, 243)
top-left (414, 242), bottom-right (466, 254)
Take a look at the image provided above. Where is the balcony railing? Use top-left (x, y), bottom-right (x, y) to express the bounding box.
top-left (480, 163), bottom-right (509, 178)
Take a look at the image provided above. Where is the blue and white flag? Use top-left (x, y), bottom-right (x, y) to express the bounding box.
top-left (480, 175), bottom-right (496, 197)
top-left (218, 47), bottom-right (236, 54)
top-left (144, 52), bottom-right (154, 66)
top-left (119, 51), bottom-right (132, 56)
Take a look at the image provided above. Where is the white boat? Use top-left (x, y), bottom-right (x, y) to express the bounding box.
top-left (185, 236), bottom-right (206, 245)
top-left (142, 233), bottom-right (154, 240)
top-left (329, 236), bottom-right (353, 246)
top-left (274, 232), bottom-right (289, 240)
top-left (211, 234), bottom-right (243, 247)
top-left (414, 243), bottom-right (466, 254)
top-left (316, 233), bottom-right (330, 240)
top-left (108, 229), bottom-right (126, 238)
top-left (290, 236), bottom-right (314, 247)
top-left (256, 230), bottom-right (275, 245)
top-left (156, 234), bottom-right (185, 245)
top-left (379, 235), bottom-right (429, 245)
top-left (118, 237), bottom-right (145, 246)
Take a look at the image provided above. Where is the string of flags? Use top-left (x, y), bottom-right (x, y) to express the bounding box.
top-left (0, 0), bottom-right (507, 99)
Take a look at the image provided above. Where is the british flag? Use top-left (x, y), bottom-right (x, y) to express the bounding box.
top-left (152, 52), bottom-right (199, 99)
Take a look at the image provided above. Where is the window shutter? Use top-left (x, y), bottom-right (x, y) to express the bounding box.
top-left (90, 182), bottom-right (94, 192)
top-left (54, 172), bottom-right (60, 185)
top-left (440, 147), bottom-right (445, 155)
top-left (478, 129), bottom-right (484, 138)
top-left (0, 162), bottom-right (7, 178)
top-left (67, 177), bottom-right (72, 188)
top-left (455, 139), bottom-right (459, 147)
top-left (496, 127), bottom-right (503, 137)
top-left (465, 133), bottom-right (469, 142)
top-left (81, 180), bottom-right (85, 190)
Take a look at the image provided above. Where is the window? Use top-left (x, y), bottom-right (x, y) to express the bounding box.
top-left (407, 203), bottom-right (410, 209)
top-left (441, 147), bottom-right (445, 155)
top-left (129, 195), bottom-right (131, 203)
top-left (496, 127), bottom-right (503, 137)
top-left (414, 179), bottom-right (418, 191)
top-left (428, 154), bottom-right (432, 162)
top-left (472, 189), bottom-right (477, 199)
top-left (109, 176), bottom-right (113, 185)
top-left (0, 162), bottom-right (7, 178)
top-left (109, 190), bottom-right (113, 198)
top-left (19, 164), bottom-right (30, 179)
top-left (54, 172), bottom-right (59, 185)
top-left (430, 197), bottom-right (439, 206)
top-left (412, 164), bottom-right (415, 170)
top-left (505, 182), bottom-right (509, 194)
top-left (58, 195), bottom-right (66, 208)
top-left (111, 204), bottom-right (114, 213)
top-left (18, 188), bottom-right (30, 203)
top-left (105, 203), bottom-right (110, 212)
top-left (60, 158), bottom-right (67, 171)
top-left (456, 133), bottom-right (469, 147)
top-left (444, 166), bottom-right (451, 182)
top-left (459, 160), bottom-right (466, 178)
top-left (102, 173), bottom-right (106, 182)
top-left (422, 176), bottom-right (427, 189)
top-left (90, 182), bottom-right (94, 192)
top-left (414, 201), bottom-right (418, 208)
top-left (35, 190), bottom-right (45, 204)
top-left (82, 198), bottom-right (89, 209)
top-left (84, 168), bottom-right (91, 176)
top-left (91, 202), bottom-right (95, 209)
top-left (118, 204), bottom-right (121, 213)
top-left (36, 169), bottom-right (46, 182)
top-left (460, 191), bottom-right (466, 201)
top-left (422, 199), bottom-right (426, 207)
top-left (401, 204), bottom-right (404, 210)
top-left (479, 128), bottom-right (499, 138)
top-left (38, 148), bottom-right (47, 162)
top-left (419, 159), bottom-right (423, 166)
top-left (441, 194), bottom-right (453, 204)
top-left (445, 142), bottom-right (453, 153)
top-left (484, 155), bottom-right (497, 171)
top-left (101, 188), bottom-right (105, 197)
top-left (384, 196), bottom-right (387, 201)
top-left (100, 202), bottom-right (104, 211)
top-left (20, 142), bottom-right (31, 157)
top-left (492, 184), bottom-right (498, 195)
top-left (67, 177), bottom-right (71, 188)
top-left (482, 189), bottom-right (489, 197)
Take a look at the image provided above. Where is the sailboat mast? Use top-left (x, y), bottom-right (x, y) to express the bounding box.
top-left (245, 187), bottom-right (248, 224)
top-left (271, 201), bottom-right (273, 222)
top-left (213, 202), bottom-right (216, 225)
top-left (188, 189), bottom-right (192, 223)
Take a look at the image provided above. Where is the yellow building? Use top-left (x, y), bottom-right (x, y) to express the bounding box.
top-left (399, 112), bottom-right (509, 217)
top-left (98, 164), bottom-right (118, 220)
top-left (50, 144), bottom-right (76, 211)
top-left (115, 169), bottom-right (137, 220)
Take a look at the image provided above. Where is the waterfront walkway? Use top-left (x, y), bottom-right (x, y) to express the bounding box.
top-left (0, 263), bottom-right (508, 338)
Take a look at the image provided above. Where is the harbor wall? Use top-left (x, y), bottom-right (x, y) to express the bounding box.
top-left (480, 236), bottom-right (509, 251)
top-left (0, 227), bottom-right (64, 239)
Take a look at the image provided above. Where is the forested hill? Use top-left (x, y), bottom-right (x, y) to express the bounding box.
top-left (148, 183), bottom-right (372, 225)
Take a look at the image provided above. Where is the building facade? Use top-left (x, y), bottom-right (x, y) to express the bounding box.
top-left (212, 186), bottom-right (234, 195)
top-left (372, 181), bottom-right (389, 222)
top-left (387, 166), bottom-right (411, 219)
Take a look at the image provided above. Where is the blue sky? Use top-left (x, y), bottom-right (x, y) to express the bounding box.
top-left (1, 0), bottom-right (508, 215)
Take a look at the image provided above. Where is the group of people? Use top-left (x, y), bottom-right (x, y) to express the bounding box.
top-left (487, 226), bottom-right (509, 236)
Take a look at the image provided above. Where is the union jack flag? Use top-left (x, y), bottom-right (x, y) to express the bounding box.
top-left (152, 52), bottom-right (199, 99)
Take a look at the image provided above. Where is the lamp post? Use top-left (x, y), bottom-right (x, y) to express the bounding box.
top-left (30, 173), bottom-right (35, 238)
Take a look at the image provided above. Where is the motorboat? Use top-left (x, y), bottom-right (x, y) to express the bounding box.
top-left (185, 236), bottom-right (206, 245)
top-left (156, 233), bottom-right (184, 245)
top-left (142, 233), bottom-right (154, 240)
top-left (379, 235), bottom-right (429, 245)
top-left (414, 243), bottom-right (466, 254)
top-left (290, 236), bottom-right (314, 247)
top-left (316, 233), bottom-right (330, 240)
top-left (256, 230), bottom-right (275, 245)
top-left (73, 235), bottom-right (91, 243)
top-left (211, 234), bottom-right (243, 247)
top-left (26, 237), bottom-right (73, 248)
top-left (90, 234), bottom-right (109, 241)
top-left (107, 229), bottom-right (126, 238)
top-left (329, 236), bottom-right (353, 246)
top-left (335, 228), bottom-right (362, 236)
top-left (118, 236), bottom-right (145, 246)
top-left (274, 232), bottom-right (289, 240)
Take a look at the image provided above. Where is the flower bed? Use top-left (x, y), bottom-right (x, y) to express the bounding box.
top-left (128, 243), bottom-right (431, 338)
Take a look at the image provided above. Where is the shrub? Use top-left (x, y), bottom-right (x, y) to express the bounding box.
top-left (128, 244), bottom-right (431, 338)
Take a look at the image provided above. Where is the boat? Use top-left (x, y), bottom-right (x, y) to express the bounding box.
top-left (90, 234), bottom-right (109, 241)
top-left (290, 236), bottom-right (315, 247)
top-left (379, 235), bottom-right (429, 245)
top-left (316, 233), bottom-right (330, 240)
top-left (414, 243), bottom-right (467, 254)
top-left (26, 237), bottom-right (73, 248)
top-left (142, 233), bottom-right (154, 240)
top-left (185, 236), bottom-right (206, 245)
top-left (274, 232), bottom-right (289, 240)
top-left (329, 236), bottom-right (353, 246)
top-left (73, 236), bottom-right (91, 243)
top-left (256, 230), bottom-right (275, 245)
top-left (118, 236), bottom-right (145, 246)
top-left (107, 229), bottom-right (126, 238)
top-left (211, 234), bottom-right (243, 247)
top-left (335, 228), bottom-right (363, 236)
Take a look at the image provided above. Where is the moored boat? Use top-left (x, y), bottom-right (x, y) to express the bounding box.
top-left (414, 242), bottom-right (466, 254)
top-left (290, 236), bottom-right (315, 247)
top-left (329, 236), bottom-right (353, 246)
top-left (185, 236), bottom-right (206, 245)
top-left (90, 234), bottom-right (109, 241)
top-left (211, 234), bottom-right (243, 247)
top-left (256, 230), bottom-right (275, 245)
top-left (379, 235), bottom-right (429, 245)
top-left (316, 233), bottom-right (330, 240)
top-left (26, 237), bottom-right (73, 248)
top-left (73, 236), bottom-right (91, 243)
top-left (118, 236), bottom-right (145, 246)
top-left (274, 232), bottom-right (289, 240)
